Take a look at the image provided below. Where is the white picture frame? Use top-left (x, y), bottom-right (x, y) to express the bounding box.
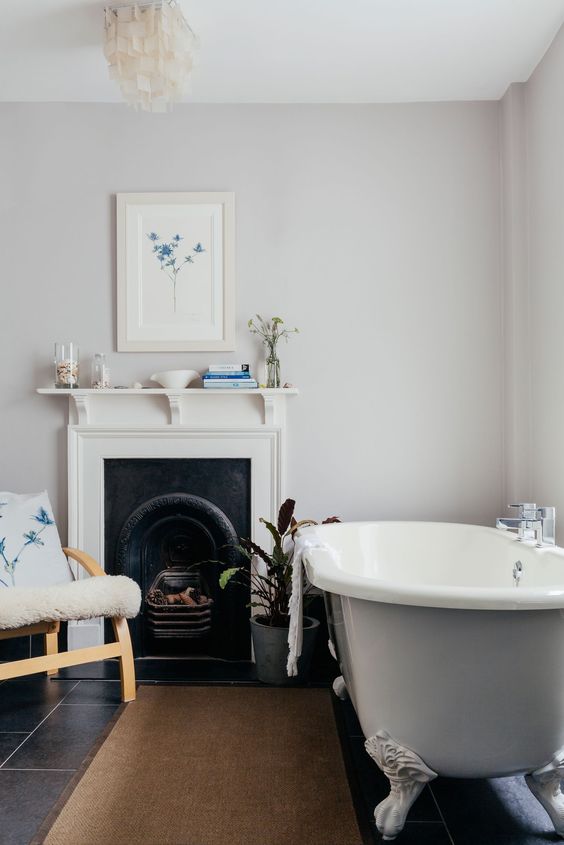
top-left (117, 192), bottom-right (235, 351)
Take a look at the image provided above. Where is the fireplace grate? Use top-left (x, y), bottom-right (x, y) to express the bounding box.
top-left (146, 568), bottom-right (214, 639)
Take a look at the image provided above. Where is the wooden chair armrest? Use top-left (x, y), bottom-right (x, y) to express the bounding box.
top-left (62, 547), bottom-right (106, 578)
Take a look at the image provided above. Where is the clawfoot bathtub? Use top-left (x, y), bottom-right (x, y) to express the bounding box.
top-left (300, 521), bottom-right (564, 840)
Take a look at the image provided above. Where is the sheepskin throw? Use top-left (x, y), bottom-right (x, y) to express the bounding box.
top-left (0, 575), bottom-right (141, 630)
top-left (0, 491), bottom-right (73, 589)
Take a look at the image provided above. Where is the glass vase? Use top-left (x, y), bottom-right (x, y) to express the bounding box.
top-left (54, 342), bottom-right (79, 389)
top-left (91, 353), bottom-right (111, 389)
top-left (266, 354), bottom-right (281, 389)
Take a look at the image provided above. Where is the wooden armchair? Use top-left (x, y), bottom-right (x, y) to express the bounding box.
top-left (0, 548), bottom-right (139, 702)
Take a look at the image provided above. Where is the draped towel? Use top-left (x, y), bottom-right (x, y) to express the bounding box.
top-left (286, 533), bottom-right (337, 677)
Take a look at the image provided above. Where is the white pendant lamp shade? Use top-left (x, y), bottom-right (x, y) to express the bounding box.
top-left (104, 2), bottom-right (198, 112)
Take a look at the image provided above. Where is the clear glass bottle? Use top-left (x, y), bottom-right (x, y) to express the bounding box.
top-left (265, 352), bottom-right (281, 388)
top-left (91, 353), bottom-right (110, 389)
top-left (54, 342), bottom-right (79, 389)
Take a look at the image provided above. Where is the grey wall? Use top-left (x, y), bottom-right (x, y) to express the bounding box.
top-left (520, 25), bottom-right (564, 536)
top-left (500, 82), bottom-right (531, 507)
top-left (0, 103), bottom-right (503, 538)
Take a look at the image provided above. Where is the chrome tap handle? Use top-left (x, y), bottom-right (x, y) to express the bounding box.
top-left (537, 506), bottom-right (555, 519)
top-left (497, 505), bottom-right (556, 546)
top-left (509, 503), bottom-right (538, 520)
top-left (537, 507), bottom-right (556, 546)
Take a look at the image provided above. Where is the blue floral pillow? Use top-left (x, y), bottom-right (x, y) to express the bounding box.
top-left (0, 492), bottom-right (73, 589)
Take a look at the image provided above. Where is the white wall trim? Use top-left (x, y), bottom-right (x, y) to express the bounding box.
top-left (67, 425), bottom-right (282, 648)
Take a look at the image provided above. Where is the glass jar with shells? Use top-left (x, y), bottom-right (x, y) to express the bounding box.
top-left (54, 342), bottom-right (79, 389)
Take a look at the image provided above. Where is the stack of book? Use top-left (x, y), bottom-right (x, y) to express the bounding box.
top-left (203, 364), bottom-right (258, 389)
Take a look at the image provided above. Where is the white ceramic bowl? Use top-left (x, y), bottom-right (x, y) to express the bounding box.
top-left (149, 369), bottom-right (200, 389)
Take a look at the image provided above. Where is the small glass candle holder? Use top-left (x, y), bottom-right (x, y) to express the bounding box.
top-left (54, 342), bottom-right (79, 389)
top-left (91, 353), bottom-right (111, 389)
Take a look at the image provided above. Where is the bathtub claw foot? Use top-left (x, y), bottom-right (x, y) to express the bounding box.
top-left (332, 675), bottom-right (349, 700)
top-left (365, 731), bottom-right (437, 840)
top-left (526, 748), bottom-right (564, 837)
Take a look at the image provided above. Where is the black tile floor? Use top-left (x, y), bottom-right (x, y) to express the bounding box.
top-left (0, 676), bottom-right (120, 845)
top-left (0, 672), bottom-right (560, 845)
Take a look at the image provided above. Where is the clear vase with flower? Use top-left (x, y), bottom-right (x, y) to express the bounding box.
top-left (248, 315), bottom-right (298, 389)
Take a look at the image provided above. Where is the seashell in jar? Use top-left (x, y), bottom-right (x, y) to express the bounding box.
top-left (56, 359), bottom-right (79, 386)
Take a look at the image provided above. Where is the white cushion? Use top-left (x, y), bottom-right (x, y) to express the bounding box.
top-left (0, 575), bottom-right (141, 630)
top-left (0, 492), bottom-right (72, 589)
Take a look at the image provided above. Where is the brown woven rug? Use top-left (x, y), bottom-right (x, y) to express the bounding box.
top-left (39, 686), bottom-right (361, 845)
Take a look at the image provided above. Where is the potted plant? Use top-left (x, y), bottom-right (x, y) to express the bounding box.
top-left (219, 498), bottom-right (339, 685)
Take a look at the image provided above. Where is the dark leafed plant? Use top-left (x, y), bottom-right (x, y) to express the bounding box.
top-left (220, 498), bottom-right (340, 628)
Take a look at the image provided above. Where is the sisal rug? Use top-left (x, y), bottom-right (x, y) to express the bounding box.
top-left (38, 686), bottom-right (361, 845)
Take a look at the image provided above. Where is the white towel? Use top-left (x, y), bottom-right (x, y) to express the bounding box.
top-left (286, 533), bottom-right (336, 677)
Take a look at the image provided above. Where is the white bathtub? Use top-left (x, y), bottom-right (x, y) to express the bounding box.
top-left (300, 521), bottom-right (564, 840)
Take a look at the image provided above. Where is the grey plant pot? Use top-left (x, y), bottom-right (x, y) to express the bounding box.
top-left (250, 615), bottom-right (320, 686)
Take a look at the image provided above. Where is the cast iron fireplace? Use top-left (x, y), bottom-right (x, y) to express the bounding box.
top-left (104, 458), bottom-right (251, 660)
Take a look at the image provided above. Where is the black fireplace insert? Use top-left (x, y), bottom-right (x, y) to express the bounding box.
top-left (104, 458), bottom-right (251, 660)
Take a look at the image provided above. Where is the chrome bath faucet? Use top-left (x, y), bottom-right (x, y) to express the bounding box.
top-left (496, 503), bottom-right (556, 547)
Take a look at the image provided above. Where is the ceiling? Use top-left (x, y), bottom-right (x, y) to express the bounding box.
top-left (1, 0), bottom-right (564, 103)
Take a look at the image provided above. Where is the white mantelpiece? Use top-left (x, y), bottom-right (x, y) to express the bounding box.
top-left (38, 386), bottom-right (298, 650)
top-left (37, 387), bottom-right (298, 426)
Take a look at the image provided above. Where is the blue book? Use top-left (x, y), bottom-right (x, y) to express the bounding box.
top-left (203, 372), bottom-right (252, 380)
top-left (203, 380), bottom-right (258, 389)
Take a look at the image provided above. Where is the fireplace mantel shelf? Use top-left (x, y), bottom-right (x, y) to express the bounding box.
top-left (37, 387), bottom-right (299, 425)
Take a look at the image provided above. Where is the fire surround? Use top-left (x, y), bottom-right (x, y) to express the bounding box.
top-left (37, 388), bottom-right (297, 651)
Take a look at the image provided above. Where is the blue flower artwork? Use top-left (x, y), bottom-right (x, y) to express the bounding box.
top-left (146, 232), bottom-right (206, 312)
top-left (0, 507), bottom-right (56, 587)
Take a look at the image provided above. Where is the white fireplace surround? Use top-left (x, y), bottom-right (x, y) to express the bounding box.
top-left (37, 388), bottom-right (298, 650)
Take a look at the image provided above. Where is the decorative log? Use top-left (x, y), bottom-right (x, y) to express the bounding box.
top-left (149, 587), bottom-right (209, 606)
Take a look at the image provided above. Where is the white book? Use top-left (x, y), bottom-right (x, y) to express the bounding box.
top-left (208, 363), bottom-right (250, 373)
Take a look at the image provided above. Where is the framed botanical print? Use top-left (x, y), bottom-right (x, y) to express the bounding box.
top-left (117, 192), bottom-right (235, 351)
